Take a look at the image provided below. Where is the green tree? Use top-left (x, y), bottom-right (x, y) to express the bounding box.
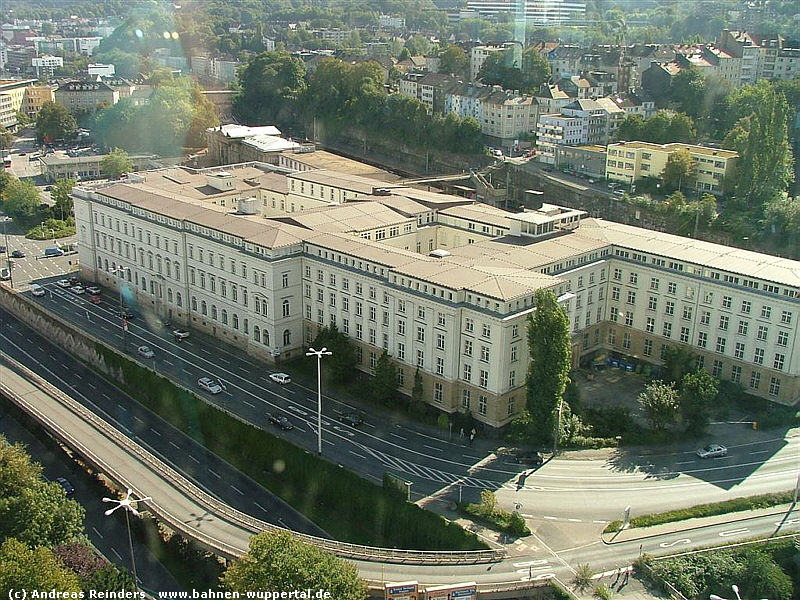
top-left (81, 565), bottom-right (136, 594)
top-left (679, 369), bottom-right (718, 435)
top-left (234, 50), bottom-right (306, 126)
top-left (668, 65), bottom-right (707, 118)
top-left (221, 531), bottom-right (367, 599)
top-left (0, 125), bottom-right (12, 156)
top-left (2, 179), bottom-right (41, 225)
top-left (101, 148), bottom-right (133, 179)
top-left (662, 346), bottom-right (697, 384)
top-left (762, 192), bottom-right (800, 253)
top-left (51, 178), bottom-right (76, 221)
top-left (0, 436), bottom-right (44, 497)
top-left (0, 539), bottom-right (82, 594)
top-left (662, 148), bottom-right (697, 192)
top-left (476, 47), bottom-right (549, 94)
top-left (311, 325), bottom-right (356, 384)
top-left (438, 45), bottom-right (468, 77)
top-left (615, 114), bottom-right (645, 141)
top-left (526, 289), bottom-right (572, 445)
top-left (36, 101), bottom-right (77, 143)
top-left (411, 367), bottom-right (424, 405)
top-left (371, 350), bottom-right (398, 405)
top-left (638, 381), bottom-right (680, 431)
top-left (722, 81), bottom-right (793, 208)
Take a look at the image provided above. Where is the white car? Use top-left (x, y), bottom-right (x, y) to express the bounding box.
top-left (696, 443), bottom-right (728, 459)
top-left (269, 372), bottom-right (291, 385)
top-left (137, 345), bottom-right (155, 359)
top-left (173, 329), bottom-right (190, 340)
top-left (70, 285), bottom-right (85, 294)
top-left (30, 283), bottom-right (45, 296)
top-left (197, 377), bottom-right (223, 394)
top-left (56, 279), bottom-right (72, 288)
top-left (86, 285), bottom-right (101, 295)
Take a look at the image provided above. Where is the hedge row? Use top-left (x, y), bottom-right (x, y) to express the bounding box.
top-left (604, 490), bottom-right (795, 533)
top-left (459, 503), bottom-right (530, 537)
top-left (96, 344), bottom-right (486, 551)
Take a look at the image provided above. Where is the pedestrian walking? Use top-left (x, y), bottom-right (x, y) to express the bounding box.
top-left (469, 432), bottom-right (475, 446)
top-left (459, 427), bottom-right (465, 439)
top-left (613, 568), bottom-right (621, 585)
top-left (622, 570), bottom-right (629, 586)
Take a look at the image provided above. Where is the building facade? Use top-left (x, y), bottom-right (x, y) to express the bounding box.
top-left (71, 163), bottom-right (800, 430)
top-left (606, 141), bottom-right (738, 195)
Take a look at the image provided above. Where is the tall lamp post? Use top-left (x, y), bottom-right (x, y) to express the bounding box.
top-left (103, 488), bottom-right (151, 586)
top-left (710, 584), bottom-right (742, 600)
top-left (109, 266), bottom-right (130, 348)
top-left (306, 346), bottom-right (332, 455)
top-left (2, 216), bottom-right (13, 289)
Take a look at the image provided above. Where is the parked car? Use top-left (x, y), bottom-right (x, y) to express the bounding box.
top-left (70, 285), bottom-right (85, 294)
top-left (44, 247), bottom-right (64, 257)
top-left (55, 477), bottom-right (75, 496)
top-left (514, 450), bottom-right (544, 466)
top-left (267, 412), bottom-right (294, 430)
top-left (137, 345), bottom-right (154, 359)
top-left (0, 245), bottom-right (5, 253)
top-left (56, 279), bottom-right (72, 288)
top-left (197, 377), bottom-right (222, 394)
top-left (173, 329), bottom-right (190, 340)
top-left (696, 443), bottom-right (728, 459)
top-left (85, 285), bottom-right (101, 295)
top-left (269, 372), bottom-right (291, 384)
top-left (30, 283), bottom-right (45, 296)
top-left (338, 412), bottom-right (363, 427)
top-left (88, 294), bottom-right (101, 304)
top-left (0, 267), bottom-right (10, 281)
top-left (11, 250), bottom-right (25, 258)
top-left (68, 276), bottom-right (80, 286)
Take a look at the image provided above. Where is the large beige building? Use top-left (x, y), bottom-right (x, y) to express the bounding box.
top-left (606, 141), bottom-right (738, 196)
top-left (0, 78), bottom-right (37, 128)
top-left (71, 162), bottom-right (799, 429)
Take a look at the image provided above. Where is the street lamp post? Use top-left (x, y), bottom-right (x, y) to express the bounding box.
top-left (102, 488), bottom-right (151, 586)
top-left (306, 346), bottom-right (332, 455)
top-left (2, 216), bottom-right (13, 289)
top-left (110, 266), bottom-right (130, 348)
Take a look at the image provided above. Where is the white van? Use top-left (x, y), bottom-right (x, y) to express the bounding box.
top-left (30, 283), bottom-right (45, 296)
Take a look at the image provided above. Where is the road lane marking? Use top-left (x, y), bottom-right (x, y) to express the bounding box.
top-left (288, 406), bottom-right (308, 416)
top-left (719, 528), bottom-right (749, 537)
top-left (134, 416), bottom-right (144, 423)
top-left (254, 501), bottom-right (266, 512)
top-left (169, 441), bottom-right (180, 450)
top-left (189, 455), bottom-right (199, 464)
top-left (150, 428), bottom-right (161, 436)
top-left (513, 560), bottom-right (548, 567)
top-left (749, 450), bottom-right (770, 455)
top-left (231, 485), bottom-right (244, 495)
top-left (543, 516), bottom-right (557, 520)
top-left (659, 538), bottom-right (691, 548)
top-left (208, 469), bottom-right (220, 479)
top-left (88, 382), bottom-right (97, 389)
top-left (390, 432), bottom-right (407, 441)
top-left (423, 444), bottom-right (443, 452)
top-left (243, 400), bottom-right (255, 407)
top-left (163, 359), bottom-right (174, 366)
top-left (675, 460), bottom-right (695, 465)
top-left (568, 518), bottom-right (581, 522)
top-left (92, 527), bottom-right (104, 539)
top-left (111, 548), bottom-right (122, 560)
top-left (349, 451), bottom-right (366, 459)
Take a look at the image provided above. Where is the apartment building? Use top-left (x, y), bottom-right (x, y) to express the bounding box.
top-left (0, 78), bottom-right (37, 129)
top-left (470, 43), bottom-right (517, 82)
top-left (71, 163), bottom-right (799, 428)
top-left (55, 80), bottom-right (118, 115)
top-left (606, 141), bottom-right (738, 195)
top-left (535, 98), bottom-right (617, 164)
top-left (20, 84), bottom-right (54, 120)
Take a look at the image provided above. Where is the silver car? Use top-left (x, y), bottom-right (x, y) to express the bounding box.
top-left (696, 444), bottom-right (728, 459)
top-left (197, 377), bottom-right (223, 394)
top-left (137, 345), bottom-right (155, 359)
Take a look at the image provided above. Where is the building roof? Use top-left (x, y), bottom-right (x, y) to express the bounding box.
top-left (608, 141), bottom-right (738, 159)
top-left (212, 124), bottom-right (282, 138)
top-left (270, 201), bottom-right (409, 234)
top-left (243, 135), bottom-right (301, 153)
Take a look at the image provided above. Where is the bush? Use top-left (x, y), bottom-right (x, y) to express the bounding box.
top-left (564, 435), bottom-right (618, 449)
top-left (460, 490), bottom-right (531, 537)
top-left (593, 584), bottom-right (612, 600)
top-left (573, 563), bottom-right (595, 591)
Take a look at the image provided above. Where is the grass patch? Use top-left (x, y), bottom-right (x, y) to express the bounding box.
top-left (604, 490), bottom-right (794, 533)
top-left (95, 344), bottom-right (486, 551)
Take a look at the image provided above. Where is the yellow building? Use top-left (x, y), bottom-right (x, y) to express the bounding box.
top-left (21, 85), bottom-right (55, 120)
top-left (606, 141), bottom-right (738, 195)
top-left (0, 78), bottom-right (38, 129)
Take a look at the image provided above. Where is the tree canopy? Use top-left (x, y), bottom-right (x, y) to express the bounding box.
top-left (101, 148), bottom-right (133, 179)
top-left (477, 46), bottom-right (551, 94)
top-left (234, 50), bottom-right (307, 127)
top-left (662, 148), bottom-right (697, 192)
top-left (1, 179), bottom-right (42, 226)
top-left (525, 289), bottom-right (572, 444)
top-left (222, 531), bottom-right (367, 599)
top-left (638, 381), bottom-right (680, 431)
top-left (438, 45), bottom-right (469, 78)
top-left (615, 110), bottom-right (696, 144)
top-left (36, 102), bottom-right (77, 143)
top-left (0, 539), bottom-right (82, 594)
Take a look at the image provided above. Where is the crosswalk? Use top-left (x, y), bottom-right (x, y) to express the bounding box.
top-left (356, 442), bottom-right (529, 490)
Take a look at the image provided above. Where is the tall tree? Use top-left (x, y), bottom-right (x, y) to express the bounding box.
top-left (526, 288), bottom-right (572, 445)
top-left (311, 325), bottom-right (356, 384)
top-left (662, 148), bottom-right (697, 192)
top-left (0, 539), bottom-right (82, 594)
top-left (438, 45), bottom-right (469, 77)
top-left (35, 101), bottom-right (77, 143)
top-left (661, 346), bottom-right (697, 384)
top-left (234, 50), bottom-right (306, 126)
top-left (638, 381), bottom-right (680, 431)
top-left (222, 531), bottom-right (367, 599)
top-left (0, 125), bottom-right (12, 157)
top-left (679, 369), bottom-right (718, 434)
top-left (51, 178), bottom-right (76, 221)
top-left (101, 148), bottom-right (133, 179)
top-left (2, 179), bottom-right (42, 225)
top-left (371, 350), bottom-right (398, 405)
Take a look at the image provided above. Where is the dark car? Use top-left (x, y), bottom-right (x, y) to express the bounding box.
top-left (68, 276), bottom-right (80, 286)
top-left (0, 245), bottom-right (6, 253)
top-left (338, 412), bottom-right (363, 427)
top-left (55, 477), bottom-right (75, 496)
top-left (119, 309), bottom-right (135, 320)
top-left (267, 412), bottom-right (294, 431)
top-left (514, 451), bottom-right (544, 466)
top-left (11, 250), bottom-right (25, 258)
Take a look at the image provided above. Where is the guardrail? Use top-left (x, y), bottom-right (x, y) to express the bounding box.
top-left (0, 351), bottom-right (506, 565)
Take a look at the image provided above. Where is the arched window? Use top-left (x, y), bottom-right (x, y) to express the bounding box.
top-left (282, 299), bottom-right (290, 317)
top-left (177, 292), bottom-right (183, 307)
top-left (201, 301), bottom-right (207, 315)
top-left (233, 314), bottom-right (239, 329)
top-left (191, 296), bottom-right (197, 311)
top-left (211, 305), bottom-right (217, 320)
top-left (97, 256), bottom-right (102, 268)
top-left (141, 276), bottom-right (147, 291)
top-left (156, 255), bottom-right (162, 273)
top-left (283, 329), bottom-right (291, 346)
top-left (164, 258), bottom-right (171, 278)
top-left (148, 252), bottom-right (153, 270)
top-left (253, 326), bottom-right (261, 343)
top-left (127, 270), bottom-right (132, 282)
top-left (254, 297), bottom-right (260, 314)
top-left (167, 289), bottom-right (173, 303)
top-left (174, 262), bottom-right (180, 282)
top-left (263, 329), bottom-right (270, 346)
top-left (243, 318), bottom-right (249, 334)
top-left (221, 310), bottom-right (228, 325)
